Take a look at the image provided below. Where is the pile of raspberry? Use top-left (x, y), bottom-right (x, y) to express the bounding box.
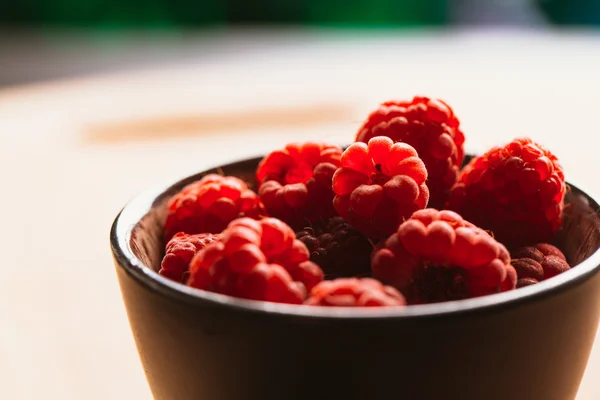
top-left (158, 95), bottom-right (571, 308)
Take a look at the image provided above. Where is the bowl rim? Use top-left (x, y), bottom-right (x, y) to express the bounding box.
top-left (111, 154), bottom-right (600, 320)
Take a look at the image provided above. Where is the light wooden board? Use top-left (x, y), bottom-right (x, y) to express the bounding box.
top-left (1, 29), bottom-right (599, 399)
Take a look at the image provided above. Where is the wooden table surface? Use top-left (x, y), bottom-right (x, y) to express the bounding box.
top-left (1, 29), bottom-right (599, 399)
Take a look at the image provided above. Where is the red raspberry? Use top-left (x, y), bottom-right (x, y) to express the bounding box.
top-left (305, 278), bottom-right (406, 307)
top-left (296, 216), bottom-right (373, 278)
top-left (159, 233), bottom-right (220, 283)
top-left (371, 209), bottom-right (516, 304)
top-left (332, 136), bottom-right (429, 238)
top-left (256, 142), bottom-right (342, 229)
top-left (355, 96), bottom-right (465, 208)
top-left (511, 243), bottom-right (570, 287)
top-left (187, 217), bottom-right (324, 304)
top-left (164, 174), bottom-right (265, 241)
top-left (448, 137), bottom-right (565, 248)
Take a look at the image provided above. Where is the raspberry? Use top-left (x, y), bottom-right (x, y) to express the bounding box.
top-left (511, 243), bottom-right (570, 287)
top-left (305, 278), bottom-right (406, 307)
top-left (187, 217), bottom-right (324, 304)
top-left (256, 142), bottom-right (342, 229)
top-left (159, 233), bottom-right (220, 283)
top-left (164, 174), bottom-right (265, 241)
top-left (516, 277), bottom-right (539, 288)
top-left (448, 137), bottom-right (566, 248)
top-left (409, 266), bottom-right (469, 304)
top-left (296, 216), bottom-right (373, 278)
top-left (371, 208), bottom-right (516, 304)
top-left (355, 96), bottom-right (465, 207)
top-left (332, 136), bottom-right (429, 238)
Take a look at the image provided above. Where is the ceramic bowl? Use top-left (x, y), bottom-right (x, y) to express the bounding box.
top-left (111, 155), bottom-right (600, 400)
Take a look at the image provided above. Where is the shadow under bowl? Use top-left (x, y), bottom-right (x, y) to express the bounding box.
top-left (111, 155), bottom-right (600, 400)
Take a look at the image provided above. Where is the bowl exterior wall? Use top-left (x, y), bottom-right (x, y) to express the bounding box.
top-left (115, 261), bottom-right (600, 400)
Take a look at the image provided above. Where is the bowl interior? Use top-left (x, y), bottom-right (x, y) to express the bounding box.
top-left (128, 157), bottom-right (260, 276)
top-left (120, 155), bottom-right (600, 316)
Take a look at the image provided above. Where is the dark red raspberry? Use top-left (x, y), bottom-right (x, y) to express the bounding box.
top-left (355, 96), bottom-right (465, 208)
top-left (187, 217), bottom-right (324, 304)
top-left (164, 174), bottom-right (265, 241)
top-left (448, 137), bottom-right (565, 248)
top-left (511, 243), bottom-right (570, 287)
top-left (529, 243), bottom-right (567, 260)
top-left (159, 232), bottom-right (220, 283)
top-left (409, 266), bottom-right (469, 304)
top-left (256, 142), bottom-right (342, 229)
top-left (332, 136), bottom-right (429, 238)
top-left (372, 208), bottom-right (516, 304)
top-left (516, 277), bottom-right (539, 288)
top-left (296, 216), bottom-right (373, 278)
top-left (305, 278), bottom-right (406, 307)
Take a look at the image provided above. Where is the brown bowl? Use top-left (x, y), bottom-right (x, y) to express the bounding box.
top-left (111, 155), bottom-right (600, 400)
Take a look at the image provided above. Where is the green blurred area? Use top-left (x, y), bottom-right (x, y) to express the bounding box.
top-left (0, 0), bottom-right (449, 29)
top-left (3, 0), bottom-right (600, 29)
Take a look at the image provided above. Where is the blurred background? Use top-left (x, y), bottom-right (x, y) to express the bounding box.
top-left (1, 0), bottom-right (600, 87)
top-left (3, 1), bottom-right (600, 400)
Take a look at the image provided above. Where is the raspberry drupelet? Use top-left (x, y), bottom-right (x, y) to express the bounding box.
top-left (159, 232), bottom-right (220, 283)
top-left (371, 209), bottom-right (517, 304)
top-left (256, 142), bottom-right (342, 229)
top-left (332, 136), bottom-right (429, 239)
top-left (164, 174), bottom-right (265, 241)
top-left (305, 278), bottom-right (406, 307)
top-left (448, 137), bottom-right (565, 248)
top-left (355, 96), bottom-right (465, 208)
top-left (187, 217), bottom-right (324, 304)
top-left (511, 243), bottom-right (570, 288)
top-left (296, 216), bottom-right (373, 279)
